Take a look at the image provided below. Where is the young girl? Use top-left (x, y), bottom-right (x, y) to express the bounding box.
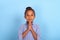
top-left (18, 7), bottom-right (40, 40)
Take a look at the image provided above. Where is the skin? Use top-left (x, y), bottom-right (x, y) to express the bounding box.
top-left (22, 10), bottom-right (37, 40)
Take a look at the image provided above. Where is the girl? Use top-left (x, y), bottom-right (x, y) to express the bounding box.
top-left (18, 7), bottom-right (40, 40)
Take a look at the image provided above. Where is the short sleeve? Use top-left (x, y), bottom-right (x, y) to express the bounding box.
top-left (36, 25), bottom-right (40, 40)
top-left (18, 25), bottom-right (24, 40)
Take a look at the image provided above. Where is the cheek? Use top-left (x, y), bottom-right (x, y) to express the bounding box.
top-left (32, 16), bottom-right (35, 18)
top-left (25, 16), bottom-right (29, 19)
top-left (32, 16), bottom-right (35, 19)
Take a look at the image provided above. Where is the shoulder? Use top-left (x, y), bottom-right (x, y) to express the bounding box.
top-left (18, 24), bottom-right (27, 32)
top-left (19, 24), bottom-right (26, 30)
top-left (33, 23), bottom-right (40, 33)
top-left (33, 23), bottom-right (40, 28)
top-left (20, 24), bottom-right (27, 28)
top-left (33, 23), bottom-right (40, 30)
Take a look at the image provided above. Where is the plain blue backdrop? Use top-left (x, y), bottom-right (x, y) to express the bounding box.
top-left (0, 0), bottom-right (60, 40)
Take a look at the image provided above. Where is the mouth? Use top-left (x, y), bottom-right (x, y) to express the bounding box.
top-left (28, 19), bottom-right (32, 21)
top-left (28, 19), bottom-right (32, 20)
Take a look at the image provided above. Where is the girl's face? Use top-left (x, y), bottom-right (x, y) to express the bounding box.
top-left (25, 10), bottom-right (35, 22)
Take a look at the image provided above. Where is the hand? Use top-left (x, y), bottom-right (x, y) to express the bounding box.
top-left (28, 25), bottom-right (32, 31)
top-left (28, 21), bottom-right (33, 31)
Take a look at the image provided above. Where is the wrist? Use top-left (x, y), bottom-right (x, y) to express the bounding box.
top-left (30, 28), bottom-right (33, 32)
top-left (27, 28), bottom-right (29, 32)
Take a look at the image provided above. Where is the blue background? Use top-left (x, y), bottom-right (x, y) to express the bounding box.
top-left (0, 0), bottom-right (60, 40)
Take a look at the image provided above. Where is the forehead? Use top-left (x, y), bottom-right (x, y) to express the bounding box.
top-left (26, 10), bottom-right (34, 15)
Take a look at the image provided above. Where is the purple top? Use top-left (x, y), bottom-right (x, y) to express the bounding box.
top-left (18, 23), bottom-right (40, 40)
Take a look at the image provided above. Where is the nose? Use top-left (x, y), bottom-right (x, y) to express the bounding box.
top-left (28, 16), bottom-right (31, 19)
top-left (28, 15), bottom-right (31, 17)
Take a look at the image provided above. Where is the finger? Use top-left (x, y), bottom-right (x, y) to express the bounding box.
top-left (29, 21), bottom-right (32, 25)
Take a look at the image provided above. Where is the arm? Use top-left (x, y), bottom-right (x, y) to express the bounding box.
top-left (28, 21), bottom-right (37, 40)
top-left (22, 28), bottom-right (29, 38)
top-left (30, 26), bottom-right (37, 40)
